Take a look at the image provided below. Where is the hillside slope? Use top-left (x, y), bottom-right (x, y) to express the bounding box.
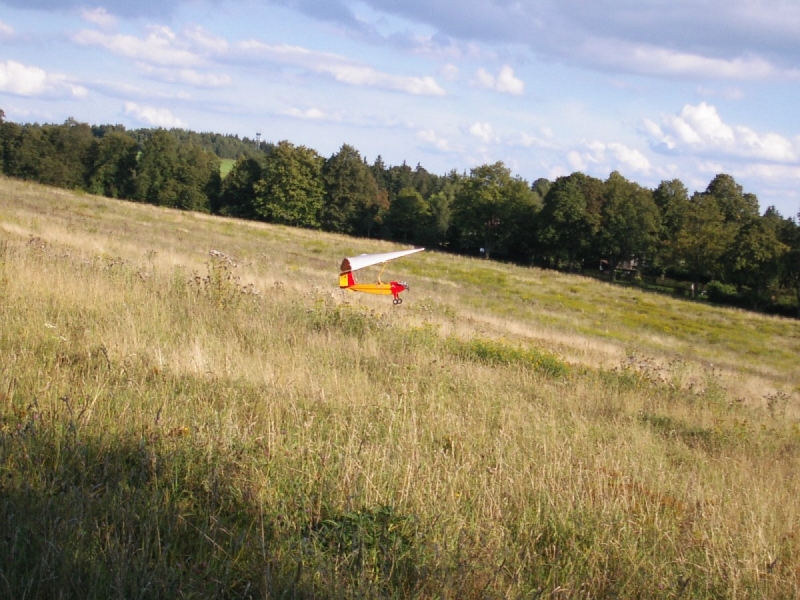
top-left (2, 177), bottom-right (796, 403)
top-left (2, 177), bottom-right (800, 598)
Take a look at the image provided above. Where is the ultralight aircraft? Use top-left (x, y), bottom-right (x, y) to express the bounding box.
top-left (339, 248), bottom-right (424, 304)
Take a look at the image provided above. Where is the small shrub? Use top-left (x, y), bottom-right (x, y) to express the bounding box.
top-left (188, 250), bottom-right (259, 310)
top-left (308, 505), bottom-right (419, 592)
top-left (447, 337), bottom-right (570, 378)
top-left (305, 295), bottom-right (391, 338)
top-left (706, 280), bottom-right (741, 304)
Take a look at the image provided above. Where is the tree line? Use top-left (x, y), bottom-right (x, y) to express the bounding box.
top-left (1, 110), bottom-right (799, 317)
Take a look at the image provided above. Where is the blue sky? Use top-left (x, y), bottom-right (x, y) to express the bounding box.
top-left (1, 0), bottom-right (799, 218)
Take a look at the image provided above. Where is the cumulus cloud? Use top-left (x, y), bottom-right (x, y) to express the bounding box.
top-left (469, 121), bottom-right (495, 143)
top-left (138, 64), bottom-right (232, 88)
top-left (80, 7), bottom-right (117, 29)
top-left (328, 65), bottom-right (444, 94)
top-left (644, 102), bottom-right (800, 162)
top-left (512, 129), bottom-right (558, 149)
top-left (735, 163), bottom-right (800, 181)
top-left (89, 78), bottom-right (192, 101)
top-left (72, 26), bottom-right (240, 90)
top-left (582, 39), bottom-right (798, 80)
top-left (568, 140), bottom-right (652, 175)
top-left (417, 129), bottom-right (451, 151)
top-left (0, 59), bottom-right (87, 98)
top-left (8, 1), bottom-right (800, 80)
top-left (236, 40), bottom-right (445, 95)
top-left (472, 65), bottom-right (524, 95)
top-left (607, 142), bottom-right (652, 173)
top-left (342, 1), bottom-right (800, 81)
top-left (72, 26), bottom-right (202, 67)
top-left (281, 107), bottom-right (335, 120)
top-left (473, 68), bottom-right (494, 89)
top-left (0, 0), bottom-right (176, 19)
top-left (0, 19), bottom-right (14, 39)
top-left (72, 23), bottom-right (445, 96)
top-left (183, 26), bottom-right (229, 53)
top-left (495, 65), bottom-right (525, 94)
top-left (124, 101), bottom-right (187, 128)
top-left (440, 63), bottom-right (459, 82)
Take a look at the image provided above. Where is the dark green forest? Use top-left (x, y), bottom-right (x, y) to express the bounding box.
top-left (1, 110), bottom-right (799, 317)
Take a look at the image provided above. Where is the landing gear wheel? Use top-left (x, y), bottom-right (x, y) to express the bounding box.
top-left (393, 298), bottom-right (402, 305)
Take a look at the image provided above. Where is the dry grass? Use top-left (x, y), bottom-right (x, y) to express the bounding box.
top-left (2, 177), bottom-right (800, 598)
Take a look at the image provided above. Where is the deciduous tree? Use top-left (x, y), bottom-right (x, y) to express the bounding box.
top-left (535, 172), bottom-right (602, 270)
top-left (452, 162), bottom-right (539, 260)
top-left (321, 144), bottom-right (382, 236)
top-left (218, 156), bottom-right (264, 219)
top-left (775, 211), bottom-right (800, 317)
top-left (384, 187), bottom-right (431, 243)
top-left (253, 141), bottom-right (324, 228)
top-left (672, 192), bottom-right (735, 294)
top-left (87, 132), bottom-right (138, 199)
top-left (596, 171), bottom-right (661, 279)
top-left (728, 213), bottom-right (788, 307)
top-left (652, 179), bottom-right (690, 274)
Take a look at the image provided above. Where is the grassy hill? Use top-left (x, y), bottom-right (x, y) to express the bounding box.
top-left (1, 176), bottom-right (799, 598)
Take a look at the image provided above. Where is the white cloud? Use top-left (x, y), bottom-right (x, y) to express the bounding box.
top-left (0, 60), bottom-right (87, 98)
top-left (607, 142), bottom-right (652, 173)
top-left (644, 102), bottom-right (799, 162)
top-left (80, 7), bottom-right (117, 29)
top-left (417, 129), bottom-right (451, 151)
top-left (0, 61), bottom-right (47, 96)
top-left (282, 107), bottom-right (335, 120)
top-left (90, 79), bottom-right (192, 101)
top-left (172, 70), bottom-right (231, 88)
top-left (735, 163), bottom-right (800, 181)
top-left (696, 85), bottom-right (745, 101)
top-left (138, 64), bottom-right (232, 88)
top-left (577, 36), bottom-right (800, 80)
top-left (72, 25), bottom-right (229, 89)
top-left (73, 23), bottom-right (445, 97)
top-left (0, 20), bottom-right (15, 39)
top-left (567, 140), bottom-right (652, 175)
top-left (472, 65), bottom-right (524, 95)
top-left (473, 67), bottom-right (495, 89)
top-left (124, 101), bottom-right (187, 128)
top-left (630, 46), bottom-right (778, 79)
top-left (72, 26), bottom-right (201, 68)
top-left (512, 128), bottom-right (558, 149)
top-left (236, 40), bottom-right (445, 95)
top-left (469, 121), bottom-right (495, 143)
top-left (328, 65), bottom-right (444, 95)
top-left (567, 150), bottom-right (587, 172)
top-left (495, 65), bottom-right (524, 95)
top-left (440, 63), bottom-right (459, 82)
top-left (355, 1), bottom-right (800, 82)
top-left (183, 26), bottom-right (229, 53)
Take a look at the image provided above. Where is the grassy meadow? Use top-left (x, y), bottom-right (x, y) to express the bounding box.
top-left (1, 176), bottom-right (800, 598)
top-left (220, 158), bottom-right (237, 178)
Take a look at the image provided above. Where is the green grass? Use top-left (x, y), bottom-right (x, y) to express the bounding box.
top-left (2, 177), bottom-right (800, 598)
top-left (220, 158), bottom-right (236, 178)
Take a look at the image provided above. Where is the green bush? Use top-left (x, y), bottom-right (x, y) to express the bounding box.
top-left (446, 337), bottom-right (570, 378)
top-left (706, 280), bottom-right (740, 303)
